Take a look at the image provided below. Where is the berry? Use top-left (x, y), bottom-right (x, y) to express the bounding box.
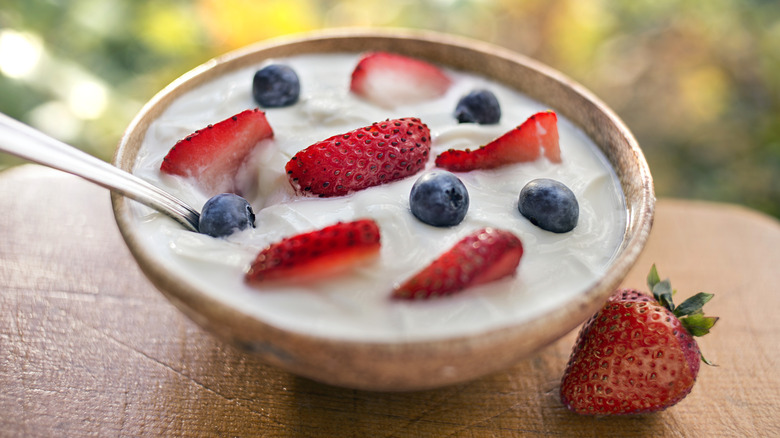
top-left (393, 228), bottom-right (523, 300)
top-left (560, 265), bottom-right (718, 415)
top-left (245, 219), bottom-right (381, 285)
top-left (454, 89), bottom-right (501, 124)
top-left (409, 171), bottom-right (469, 227)
top-left (285, 117), bottom-right (431, 197)
top-left (198, 193), bottom-right (255, 238)
top-left (517, 178), bottom-right (579, 233)
top-left (252, 64), bottom-right (300, 108)
top-left (350, 52), bottom-right (452, 107)
top-left (160, 108), bottom-right (274, 195)
top-left (435, 111), bottom-right (561, 171)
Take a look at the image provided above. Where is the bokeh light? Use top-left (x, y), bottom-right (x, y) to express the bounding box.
top-left (0, 30), bottom-right (43, 78)
top-left (0, 0), bottom-right (778, 217)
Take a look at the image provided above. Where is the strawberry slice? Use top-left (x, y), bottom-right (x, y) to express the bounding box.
top-left (435, 111), bottom-right (561, 172)
top-left (245, 219), bottom-right (381, 285)
top-left (160, 108), bottom-right (274, 195)
top-left (393, 228), bottom-right (523, 300)
top-left (350, 52), bottom-right (452, 107)
top-left (285, 117), bottom-right (431, 197)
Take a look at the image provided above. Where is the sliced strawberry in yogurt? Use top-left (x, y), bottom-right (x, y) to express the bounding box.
top-left (350, 52), bottom-right (452, 108)
top-left (435, 111), bottom-right (561, 172)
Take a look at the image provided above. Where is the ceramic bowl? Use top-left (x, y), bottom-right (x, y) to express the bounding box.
top-left (112, 29), bottom-right (654, 391)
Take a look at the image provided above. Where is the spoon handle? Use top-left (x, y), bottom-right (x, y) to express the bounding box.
top-left (0, 112), bottom-right (200, 232)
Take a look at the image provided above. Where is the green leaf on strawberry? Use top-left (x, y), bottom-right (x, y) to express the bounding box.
top-left (647, 264), bottom-right (675, 311)
top-left (674, 292), bottom-right (714, 318)
top-left (679, 312), bottom-right (719, 337)
top-left (647, 265), bottom-right (719, 358)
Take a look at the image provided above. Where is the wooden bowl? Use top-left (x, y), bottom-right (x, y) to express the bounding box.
top-left (112, 29), bottom-right (654, 391)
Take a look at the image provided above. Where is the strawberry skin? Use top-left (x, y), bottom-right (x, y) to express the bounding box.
top-left (393, 228), bottom-right (523, 300)
top-left (560, 274), bottom-right (718, 415)
top-left (350, 52), bottom-right (452, 107)
top-left (245, 219), bottom-right (381, 285)
top-left (160, 108), bottom-right (273, 195)
top-left (285, 118), bottom-right (431, 197)
top-left (435, 111), bottom-right (561, 172)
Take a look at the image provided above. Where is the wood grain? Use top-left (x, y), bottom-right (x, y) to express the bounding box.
top-left (1, 165), bottom-right (778, 437)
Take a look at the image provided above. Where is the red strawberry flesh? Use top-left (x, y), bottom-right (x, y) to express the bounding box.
top-left (285, 117), bottom-right (431, 197)
top-left (350, 52), bottom-right (452, 107)
top-left (245, 219), bottom-right (381, 285)
top-left (393, 228), bottom-right (523, 300)
top-left (160, 108), bottom-right (273, 195)
top-left (435, 110), bottom-right (560, 172)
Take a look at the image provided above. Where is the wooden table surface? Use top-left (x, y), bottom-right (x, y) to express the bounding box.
top-left (1, 164), bottom-right (779, 437)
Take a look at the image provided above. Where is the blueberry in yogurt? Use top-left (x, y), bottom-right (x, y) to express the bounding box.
top-left (199, 193), bottom-right (256, 238)
top-left (252, 64), bottom-right (300, 107)
top-left (454, 89), bottom-right (501, 124)
top-left (517, 178), bottom-right (579, 233)
top-left (410, 171), bottom-right (470, 227)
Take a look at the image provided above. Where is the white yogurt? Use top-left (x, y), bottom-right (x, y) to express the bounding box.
top-left (131, 53), bottom-right (627, 342)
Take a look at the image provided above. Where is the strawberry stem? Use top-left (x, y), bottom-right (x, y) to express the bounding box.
top-left (701, 353), bottom-right (717, 367)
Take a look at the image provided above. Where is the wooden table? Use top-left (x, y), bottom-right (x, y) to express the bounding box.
top-left (1, 164), bottom-right (778, 437)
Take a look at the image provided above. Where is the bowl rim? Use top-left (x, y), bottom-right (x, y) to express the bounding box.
top-left (111, 27), bottom-right (654, 389)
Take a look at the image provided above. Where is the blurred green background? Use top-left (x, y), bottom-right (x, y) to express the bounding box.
top-left (1, 0), bottom-right (778, 217)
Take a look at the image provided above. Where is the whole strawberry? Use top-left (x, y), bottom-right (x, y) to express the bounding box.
top-left (559, 265), bottom-right (717, 415)
top-left (285, 117), bottom-right (431, 197)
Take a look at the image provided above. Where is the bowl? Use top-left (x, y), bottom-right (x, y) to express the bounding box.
top-left (111, 28), bottom-right (654, 391)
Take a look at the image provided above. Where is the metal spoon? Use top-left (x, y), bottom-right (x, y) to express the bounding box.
top-left (0, 112), bottom-right (200, 232)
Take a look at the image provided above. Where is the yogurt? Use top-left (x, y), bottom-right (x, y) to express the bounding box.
top-left (130, 53), bottom-right (627, 342)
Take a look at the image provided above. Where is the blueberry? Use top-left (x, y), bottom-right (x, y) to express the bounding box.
top-left (454, 89), bottom-right (501, 124)
top-left (199, 193), bottom-right (256, 238)
top-left (410, 171), bottom-right (470, 227)
top-left (517, 179), bottom-right (579, 233)
top-left (252, 64), bottom-right (300, 107)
